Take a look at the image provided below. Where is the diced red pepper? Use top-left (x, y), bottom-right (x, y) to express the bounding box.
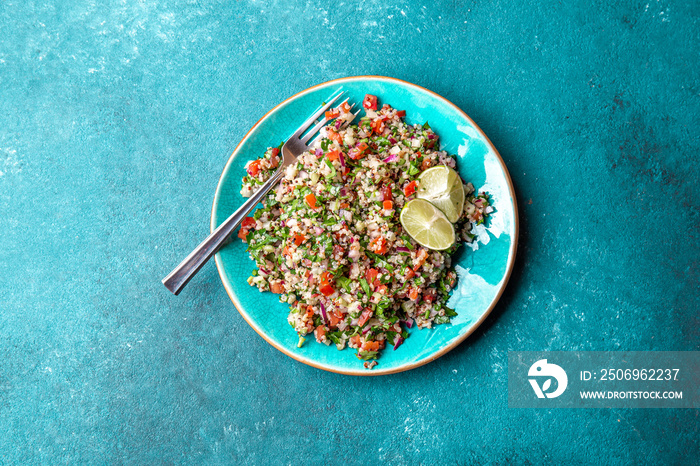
top-left (294, 234), bottom-right (305, 246)
top-left (396, 110), bottom-right (406, 117)
top-left (383, 200), bottom-right (393, 210)
top-left (325, 108), bottom-right (340, 119)
top-left (403, 180), bottom-right (418, 197)
top-left (326, 150), bottom-right (340, 161)
top-left (405, 269), bottom-right (415, 280)
top-left (340, 102), bottom-right (351, 113)
top-left (305, 193), bottom-right (317, 209)
top-left (270, 147), bottom-right (279, 157)
top-left (408, 288), bottom-right (419, 301)
top-left (362, 94), bottom-right (378, 110)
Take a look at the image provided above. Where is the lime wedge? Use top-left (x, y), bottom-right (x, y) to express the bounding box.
top-left (400, 199), bottom-right (455, 251)
top-left (416, 165), bottom-right (465, 222)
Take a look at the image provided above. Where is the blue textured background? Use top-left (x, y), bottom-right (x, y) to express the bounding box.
top-left (1, 0), bottom-right (698, 464)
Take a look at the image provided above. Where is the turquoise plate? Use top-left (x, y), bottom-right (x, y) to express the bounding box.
top-left (212, 76), bottom-right (518, 375)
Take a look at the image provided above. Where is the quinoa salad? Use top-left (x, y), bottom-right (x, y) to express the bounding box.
top-left (238, 94), bottom-right (492, 369)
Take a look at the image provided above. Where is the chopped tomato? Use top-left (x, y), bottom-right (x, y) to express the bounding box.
top-left (269, 148), bottom-right (280, 168)
top-left (405, 269), bottom-right (415, 280)
top-left (314, 325), bottom-right (327, 340)
top-left (403, 180), bottom-right (418, 197)
top-left (362, 94), bottom-right (378, 110)
top-left (383, 200), bottom-right (393, 210)
top-left (270, 282), bottom-right (285, 294)
top-left (361, 340), bottom-right (380, 351)
top-left (369, 236), bottom-right (388, 255)
top-left (339, 202), bottom-right (350, 209)
top-left (247, 160), bottom-right (262, 176)
top-left (326, 128), bottom-right (343, 144)
top-left (305, 306), bottom-right (314, 318)
top-left (376, 284), bottom-right (388, 295)
top-left (348, 142), bottom-right (369, 160)
top-left (329, 311), bottom-right (343, 328)
top-left (423, 288), bottom-right (437, 303)
top-left (294, 234), bottom-right (305, 246)
top-left (319, 271), bottom-right (335, 297)
top-left (305, 193), bottom-right (317, 209)
top-left (366, 268), bottom-right (379, 288)
top-left (326, 150), bottom-right (340, 161)
top-left (325, 108), bottom-right (340, 119)
top-left (421, 158), bottom-right (432, 171)
top-left (340, 102), bottom-right (351, 113)
top-left (408, 287), bottom-right (420, 301)
top-left (414, 248), bottom-right (429, 271)
top-left (319, 284), bottom-right (334, 297)
top-left (381, 185), bottom-right (392, 201)
top-left (238, 217), bottom-right (256, 241)
top-left (396, 110), bottom-right (406, 117)
top-left (358, 308), bottom-right (373, 327)
top-left (350, 335), bottom-right (362, 347)
top-left (370, 118), bottom-right (385, 134)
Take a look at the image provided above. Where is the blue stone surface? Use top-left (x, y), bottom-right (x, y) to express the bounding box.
top-left (0, 0), bottom-right (697, 464)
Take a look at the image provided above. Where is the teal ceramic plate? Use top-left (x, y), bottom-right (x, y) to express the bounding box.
top-left (212, 76), bottom-right (518, 375)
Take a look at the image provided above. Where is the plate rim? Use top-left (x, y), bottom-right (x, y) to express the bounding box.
top-left (211, 75), bottom-right (519, 376)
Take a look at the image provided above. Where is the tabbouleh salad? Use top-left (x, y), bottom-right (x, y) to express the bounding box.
top-left (238, 94), bottom-right (492, 369)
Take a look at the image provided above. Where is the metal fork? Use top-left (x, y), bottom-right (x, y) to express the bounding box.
top-left (162, 90), bottom-right (359, 295)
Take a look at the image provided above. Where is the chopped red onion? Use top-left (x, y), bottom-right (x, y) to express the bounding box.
top-left (401, 319), bottom-right (414, 328)
top-left (389, 137), bottom-right (397, 144)
top-left (393, 336), bottom-right (404, 350)
top-left (314, 226), bottom-right (324, 235)
top-left (315, 148), bottom-right (323, 158)
top-left (258, 267), bottom-right (270, 274)
top-left (396, 246), bottom-right (410, 253)
top-left (320, 301), bottom-right (328, 325)
top-left (338, 152), bottom-right (346, 168)
top-left (427, 134), bottom-right (436, 139)
top-left (383, 154), bottom-right (398, 163)
top-left (362, 326), bottom-right (372, 335)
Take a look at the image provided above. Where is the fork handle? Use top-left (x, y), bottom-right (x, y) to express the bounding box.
top-left (162, 169), bottom-right (285, 295)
